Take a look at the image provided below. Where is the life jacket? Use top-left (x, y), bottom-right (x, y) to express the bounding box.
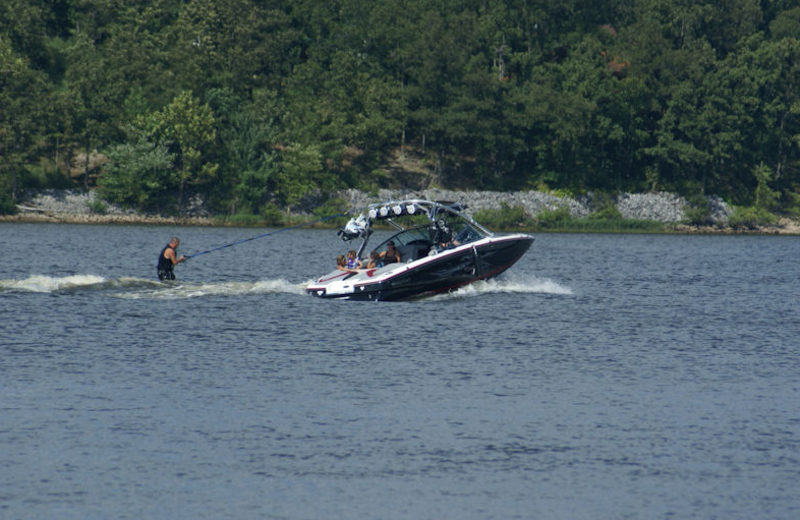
top-left (157, 244), bottom-right (174, 272)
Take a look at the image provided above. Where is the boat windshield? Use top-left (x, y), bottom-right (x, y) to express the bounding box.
top-left (370, 215), bottom-right (488, 262)
top-left (449, 219), bottom-right (487, 244)
top-left (375, 226), bottom-right (430, 251)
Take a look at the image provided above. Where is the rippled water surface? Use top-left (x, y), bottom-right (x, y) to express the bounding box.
top-left (1, 223), bottom-right (799, 520)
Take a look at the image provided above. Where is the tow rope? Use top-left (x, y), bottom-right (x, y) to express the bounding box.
top-left (184, 212), bottom-right (349, 260)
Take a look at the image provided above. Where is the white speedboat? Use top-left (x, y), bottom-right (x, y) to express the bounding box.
top-left (306, 199), bottom-right (534, 301)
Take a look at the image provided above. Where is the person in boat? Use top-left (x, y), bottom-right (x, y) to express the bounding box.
top-left (346, 250), bottom-right (362, 269)
top-left (439, 235), bottom-right (460, 249)
top-left (336, 255), bottom-right (356, 273)
top-left (380, 241), bottom-right (401, 264)
top-left (157, 236), bottom-right (186, 281)
top-left (433, 220), bottom-right (459, 250)
top-left (367, 250), bottom-right (384, 269)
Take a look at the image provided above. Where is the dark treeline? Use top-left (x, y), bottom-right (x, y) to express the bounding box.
top-left (1, 0), bottom-right (799, 217)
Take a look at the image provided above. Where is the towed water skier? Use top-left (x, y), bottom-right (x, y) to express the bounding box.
top-left (157, 237), bottom-right (186, 281)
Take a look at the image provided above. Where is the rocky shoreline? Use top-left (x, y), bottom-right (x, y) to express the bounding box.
top-left (5, 190), bottom-right (216, 226)
top-left (4, 188), bottom-right (800, 234)
top-left (336, 188), bottom-right (724, 223)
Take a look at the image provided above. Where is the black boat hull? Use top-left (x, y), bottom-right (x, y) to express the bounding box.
top-left (308, 235), bottom-right (533, 301)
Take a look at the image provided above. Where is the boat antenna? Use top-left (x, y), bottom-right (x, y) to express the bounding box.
top-left (184, 211), bottom-right (349, 260)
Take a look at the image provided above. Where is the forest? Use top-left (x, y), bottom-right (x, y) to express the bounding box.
top-left (1, 0), bottom-right (799, 219)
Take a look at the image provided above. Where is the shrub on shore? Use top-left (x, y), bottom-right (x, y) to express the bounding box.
top-left (470, 203), bottom-right (665, 233)
top-left (683, 193), bottom-right (714, 226)
top-left (0, 194), bottom-right (16, 215)
top-left (728, 206), bottom-right (779, 230)
top-left (535, 206), bottom-right (573, 229)
top-left (532, 204), bottom-right (663, 233)
top-left (587, 193), bottom-right (622, 220)
top-left (546, 218), bottom-right (664, 233)
top-left (472, 204), bottom-right (535, 230)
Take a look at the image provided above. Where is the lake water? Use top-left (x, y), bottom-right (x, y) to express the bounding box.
top-left (1, 223), bottom-right (798, 520)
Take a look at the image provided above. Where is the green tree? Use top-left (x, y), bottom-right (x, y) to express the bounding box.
top-left (710, 34), bottom-right (800, 200)
top-left (98, 140), bottom-right (175, 211)
top-left (136, 90), bottom-right (218, 211)
top-left (207, 88), bottom-right (280, 215)
top-left (97, 1), bottom-right (181, 111)
top-left (0, 0), bottom-right (68, 75)
top-left (275, 143), bottom-right (325, 209)
top-left (169, 0), bottom-right (302, 96)
top-left (770, 7), bottom-right (800, 39)
top-left (4, 0), bottom-right (800, 214)
top-left (754, 162), bottom-right (778, 210)
top-left (632, 0), bottom-right (760, 56)
top-left (62, 31), bottom-right (122, 187)
top-left (752, 37), bottom-right (800, 193)
top-left (0, 37), bottom-right (52, 206)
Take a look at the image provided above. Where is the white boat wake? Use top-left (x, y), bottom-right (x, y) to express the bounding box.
top-left (1, 274), bottom-right (567, 301)
top-left (0, 275), bottom-right (305, 299)
top-left (481, 276), bottom-right (573, 295)
top-left (424, 275), bottom-right (573, 301)
top-left (0, 274), bottom-right (110, 293)
top-left (118, 278), bottom-right (306, 300)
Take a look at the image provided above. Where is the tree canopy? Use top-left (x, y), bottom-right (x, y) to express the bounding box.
top-left (2, 0), bottom-right (799, 215)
